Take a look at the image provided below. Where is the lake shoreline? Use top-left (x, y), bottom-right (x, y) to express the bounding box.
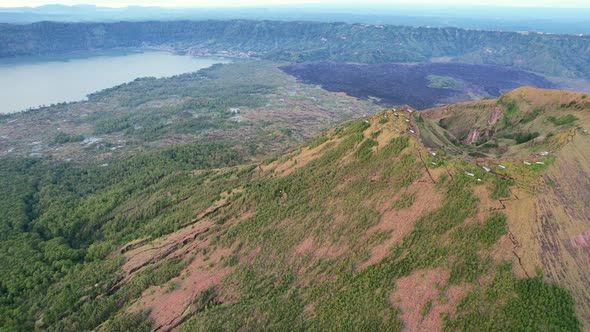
top-left (0, 50), bottom-right (231, 114)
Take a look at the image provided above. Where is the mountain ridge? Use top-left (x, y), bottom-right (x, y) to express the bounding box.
top-left (0, 87), bottom-right (588, 330)
top-left (1, 20), bottom-right (590, 80)
top-left (1, 4), bottom-right (590, 35)
top-left (127, 86), bottom-right (589, 330)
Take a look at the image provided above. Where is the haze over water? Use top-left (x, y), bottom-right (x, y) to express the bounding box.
top-left (0, 50), bottom-right (230, 114)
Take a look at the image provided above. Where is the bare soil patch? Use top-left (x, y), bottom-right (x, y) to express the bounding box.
top-left (358, 180), bottom-right (442, 270)
top-left (128, 245), bottom-right (234, 331)
top-left (391, 268), bottom-right (470, 331)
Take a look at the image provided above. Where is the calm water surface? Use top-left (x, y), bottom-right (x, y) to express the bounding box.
top-left (0, 50), bottom-right (231, 114)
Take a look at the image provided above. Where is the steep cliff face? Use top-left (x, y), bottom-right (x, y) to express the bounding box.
top-left (461, 105), bottom-right (503, 144)
top-left (1, 20), bottom-right (590, 79)
top-left (463, 128), bottom-right (481, 145)
top-left (418, 87), bottom-right (590, 156)
top-left (484, 106), bottom-right (504, 137)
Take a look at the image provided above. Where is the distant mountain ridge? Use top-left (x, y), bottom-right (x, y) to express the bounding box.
top-left (1, 20), bottom-right (590, 80)
top-left (1, 4), bottom-right (590, 35)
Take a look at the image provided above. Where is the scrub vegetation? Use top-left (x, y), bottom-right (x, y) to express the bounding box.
top-left (1, 97), bottom-right (583, 331)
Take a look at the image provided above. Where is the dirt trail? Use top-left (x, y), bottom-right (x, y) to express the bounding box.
top-left (508, 231), bottom-right (530, 278)
top-left (416, 148), bottom-right (437, 184)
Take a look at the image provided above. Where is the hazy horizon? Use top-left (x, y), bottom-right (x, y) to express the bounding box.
top-left (2, 0), bottom-right (590, 9)
top-left (2, 1), bottom-right (590, 35)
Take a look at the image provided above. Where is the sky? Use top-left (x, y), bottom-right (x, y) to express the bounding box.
top-left (2, 0), bottom-right (590, 8)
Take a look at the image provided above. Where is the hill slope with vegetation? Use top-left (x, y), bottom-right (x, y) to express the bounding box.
top-left (1, 20), bottom-right (590, 80)
top-left (1, 87), bottom-right (589, 331)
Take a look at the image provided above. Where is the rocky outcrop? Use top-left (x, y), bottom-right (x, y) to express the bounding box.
top-left (484, 106), bottom-right (504, 137)
top-left (463, 106), bottom-right (504, 145)
top-left (463, 128), bottom-right (481, 145)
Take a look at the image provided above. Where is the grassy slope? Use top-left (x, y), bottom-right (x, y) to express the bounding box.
top-left (418, 87), bottom-right (590, 158)
top-left (103, 103), bottom-right (582, 331)
top-left (1, 87), bottom-right (587, 331)
top-left (418, 87), bottom-right (590, 327)
top-left (511, 131), bottom-right (590, 326)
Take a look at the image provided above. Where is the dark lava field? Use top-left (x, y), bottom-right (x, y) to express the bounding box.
top-left (281, 62), bottom-right (557, 109)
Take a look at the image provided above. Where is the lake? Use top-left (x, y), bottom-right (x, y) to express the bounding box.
top-left (0, 50), bottom-right (231, 114)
